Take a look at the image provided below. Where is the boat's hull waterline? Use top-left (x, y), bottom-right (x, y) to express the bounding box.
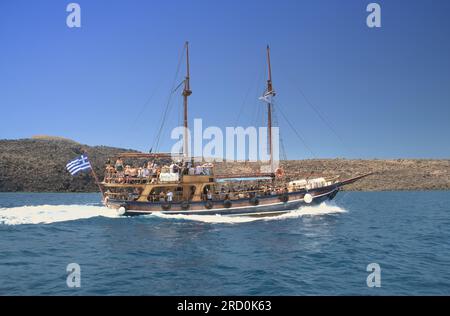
top-left (106, 184), bottom-right (340, 217)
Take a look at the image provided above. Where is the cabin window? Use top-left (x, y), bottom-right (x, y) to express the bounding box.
top-left (202, 185), bottom-right (215, 200)
top-left (147, 186), bottom-right (182, 202)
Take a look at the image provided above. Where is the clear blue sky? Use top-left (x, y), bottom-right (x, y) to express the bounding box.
top-left (1, 0), bottom-right (449, 159)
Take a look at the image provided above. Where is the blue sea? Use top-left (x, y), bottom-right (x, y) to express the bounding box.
top-left (0, 191), bottom-right (449, 295)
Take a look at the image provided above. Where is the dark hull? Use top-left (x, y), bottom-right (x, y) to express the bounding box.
top-left (106, 184), bottom-right (341, 217)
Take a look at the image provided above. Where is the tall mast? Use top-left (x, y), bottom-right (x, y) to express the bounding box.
top-left (266, 45), bottom-right (275, 171)
top-left (182, 41), bottom-right (192, 158)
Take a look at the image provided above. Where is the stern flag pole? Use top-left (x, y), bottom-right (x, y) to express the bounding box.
top-left (82, 150), bottom-right (105, 199)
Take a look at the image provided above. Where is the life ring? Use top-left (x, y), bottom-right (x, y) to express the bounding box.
top-left (223, 200), bottom-right (232, 208)
top-left (249, 197), bottom-right (259, 206)
top-left (204, 200), bottom-right (214, 209)
top-left (161, 202), bottom-right (172, 210)
top-left (278, 193), bottom-right (289, 203)
top-left (180, 201), bottom-right (190, 210)
top-left (275, 168), bottom-right (285, 178)
top-left (117, 205), bottom-right (127, 216)
top-left (304, 193), bottom-right (313, 204)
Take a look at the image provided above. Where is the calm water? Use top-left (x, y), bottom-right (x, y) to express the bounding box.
top-left (0, 191), bottom-right (449, 295)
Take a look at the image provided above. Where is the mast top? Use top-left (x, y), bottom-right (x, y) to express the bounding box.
top-left (266, 45), bottom-right (275, 96)
top-left (183, 41), bottom-right (192, 97)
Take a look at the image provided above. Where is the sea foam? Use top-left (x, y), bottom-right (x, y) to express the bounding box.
top-left (0, 204), bottom-right (118, 225)
top-left (148, 202), bottom-right (346, 224)
top-left (0, 202), bottom-right (346, 225)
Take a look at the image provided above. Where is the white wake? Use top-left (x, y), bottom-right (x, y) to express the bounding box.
top-left (0, 202), bottom-right (346, 225)
top-left (148, 202), bottom-right (346, 224)
top-left (0, 204), bottom-right (118, 225)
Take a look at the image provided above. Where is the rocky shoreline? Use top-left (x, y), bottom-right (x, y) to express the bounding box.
top-left (0, 138), bottom-right (449, 192)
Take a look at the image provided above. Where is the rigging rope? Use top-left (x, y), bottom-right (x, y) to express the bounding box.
top-left (234, 65), bottom-right (264, 127)
top-left (295, 85), bottom-right (348, 149)
top-left (271, 102), bottom-right (288, 161)
top-left (286, 75), bottom-right (356, 157)
top-left (275, 102), bottom-right (316, 158)
top-left (151, 44), bottom-right (186, 153)
top-left (131, 82), bottom-right (161, 127)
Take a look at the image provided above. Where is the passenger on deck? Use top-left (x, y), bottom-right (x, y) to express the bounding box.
top-left (132, 188), bottom-right (141, 200)
top-left (219, 187), bottom-right (226, 200)
top-left (142, 165), bottom-right (150, 178)
top-left (175, 160), bottom-right (182, 174)
top-left (159, 191), bottom-right (166, 202)
top-left (166, 190), bottom-right (173, 203)
top-left (115, 158), bottom-right (124, 172)
top-left (202, 163), bottom-right (214, 176)
top-left (195, 165), bottom-right (203, 175)
top-left (105, 161), bottom-right (115, 181)
top-left (172, 163), bottom-right (180, 174)
top-left (148, 164), bottom-right (155, 176)
top-left (130, 167), bottom-right (138, 177)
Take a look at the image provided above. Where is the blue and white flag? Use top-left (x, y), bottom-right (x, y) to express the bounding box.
top-left (259, 90), bottom-right (275, 103)
top-left (66, 154), bottom-right (92, 175)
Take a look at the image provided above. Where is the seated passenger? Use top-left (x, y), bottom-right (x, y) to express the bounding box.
top-left (161, 165), bottom-right (170, 174)
top-left (195, 165), bottom-right (203, 175)
top-left (159, 191), bottom-right (166, 202)
top-left (129, 167), bottom-right (138, 177)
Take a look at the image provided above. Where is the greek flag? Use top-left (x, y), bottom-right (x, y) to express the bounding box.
top-left (259, 90), bottom-right (274, 103)
top-left (66, 155), bottom-right (91, 175)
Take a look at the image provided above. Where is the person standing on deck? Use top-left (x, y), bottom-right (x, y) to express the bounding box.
top-left (167, 190), bottom-right (173, 203)
top-left (206, 189), bottom-right (213, 201)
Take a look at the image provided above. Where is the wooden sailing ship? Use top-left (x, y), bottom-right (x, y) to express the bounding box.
top-left (102, 42), bottom-right (370, 217)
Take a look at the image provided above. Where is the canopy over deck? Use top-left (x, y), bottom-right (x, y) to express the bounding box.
top-left (215, 173), bottom-right (275, 181)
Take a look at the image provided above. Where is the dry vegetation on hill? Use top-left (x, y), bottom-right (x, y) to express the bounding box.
top-left (0, 138), bottom-right (449, 192)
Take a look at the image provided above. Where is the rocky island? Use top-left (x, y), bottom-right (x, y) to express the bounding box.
top-left (0, 137), bottom-right (449, 192)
